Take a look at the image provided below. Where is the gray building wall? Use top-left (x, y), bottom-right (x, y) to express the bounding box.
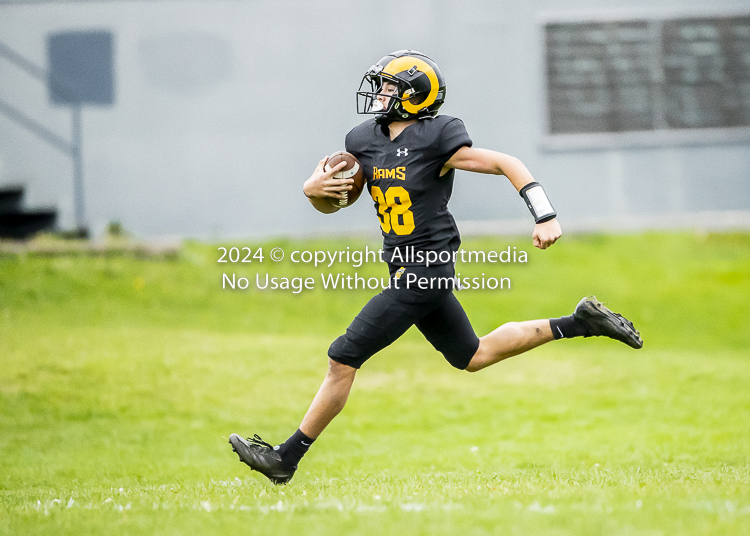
top-left (1, 0), bottom-right (749, 238)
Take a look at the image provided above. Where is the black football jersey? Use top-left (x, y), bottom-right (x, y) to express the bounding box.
top-left (345, 115), bottom-right (472, 265)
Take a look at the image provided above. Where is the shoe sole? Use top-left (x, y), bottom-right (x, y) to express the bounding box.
top-left (575, 296), bottom-right (643, 349)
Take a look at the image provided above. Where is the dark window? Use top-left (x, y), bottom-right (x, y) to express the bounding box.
top-left (545, 15), bottom-right (750, 135)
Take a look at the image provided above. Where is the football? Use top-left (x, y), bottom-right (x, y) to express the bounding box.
top-left (324, 151), bottom-right (365, 208)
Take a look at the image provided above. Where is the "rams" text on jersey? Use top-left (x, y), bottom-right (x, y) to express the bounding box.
top-left (372, 166), bottom-right (406, 180)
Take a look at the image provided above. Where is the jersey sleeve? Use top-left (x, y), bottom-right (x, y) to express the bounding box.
top-left (345, 120), bottom-right (374, 160)
top-left (345, 129), bottom-right (359, 158)
top-left (437, 118), bottom-right (472, 168)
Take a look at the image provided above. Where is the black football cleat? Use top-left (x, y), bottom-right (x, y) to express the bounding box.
top-left (228, 433), bottom-right (296, 484)
top-left (572, 296), bottom-right (643, 349)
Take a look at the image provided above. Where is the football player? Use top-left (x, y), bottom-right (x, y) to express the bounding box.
top-left (229, 50), bottom-right (642, 484)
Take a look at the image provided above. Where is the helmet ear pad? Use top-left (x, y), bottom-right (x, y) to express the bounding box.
top-left (398, 70), bottom-right (431, 107)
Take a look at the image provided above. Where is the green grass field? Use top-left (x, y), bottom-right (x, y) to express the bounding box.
top-left (1, 231), bottom-right (749, 535)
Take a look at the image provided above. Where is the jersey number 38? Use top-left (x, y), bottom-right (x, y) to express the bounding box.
top-left (371, 186), bottom-right (415, 235)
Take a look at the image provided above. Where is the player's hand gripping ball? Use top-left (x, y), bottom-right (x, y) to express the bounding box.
top-left (324, 151), bottom-right (364, 208)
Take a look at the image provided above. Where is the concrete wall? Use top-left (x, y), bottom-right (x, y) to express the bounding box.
top-left (1, 0), bottom-right (749, 238)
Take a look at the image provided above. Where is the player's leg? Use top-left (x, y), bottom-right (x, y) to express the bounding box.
top-left (229, 360), bottom-right (357, 485)
top-left (412, 265), bottom-right (551, 371)
top-left (415, 293), bottom-right (553, 371)
top-left (281, 292), bottom-right (421, 467)
top-left (415, 291), bottom-right (480, 370)
top-left (465, 319), bottom-right (553, 372)
top-left (418, 293), bottom-right (642, 372)
top-left (299, 358), bottom-right (357, 439)
top-left (230, 288), bottom-right (421, 484)
top-left (467, 296), bottom-right (643, 372)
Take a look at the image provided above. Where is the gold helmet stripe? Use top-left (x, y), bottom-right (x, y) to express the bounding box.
top-left (383, 56), bottom-right (439, 114)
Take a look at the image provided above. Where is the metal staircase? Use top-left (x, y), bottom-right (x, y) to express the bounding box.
top-left (0, 38), bottom-right (86, 238)
top-left (0, 185), bottom-right (57, 239)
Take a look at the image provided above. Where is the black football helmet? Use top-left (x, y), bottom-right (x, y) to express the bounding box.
top-left (356, 50), bottom-right (446, 123)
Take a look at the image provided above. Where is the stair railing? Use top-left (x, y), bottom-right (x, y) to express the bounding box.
top-left (0, 38), bottom-right (86, 236)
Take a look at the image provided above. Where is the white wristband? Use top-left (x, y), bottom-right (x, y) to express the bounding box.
top-left (519, 182), bottom-right (556, 223)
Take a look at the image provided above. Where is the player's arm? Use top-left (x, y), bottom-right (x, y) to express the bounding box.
top-left (443, 146), bottom-right (562, 250)
top-left (302, 157), bottom-right (352, 214)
